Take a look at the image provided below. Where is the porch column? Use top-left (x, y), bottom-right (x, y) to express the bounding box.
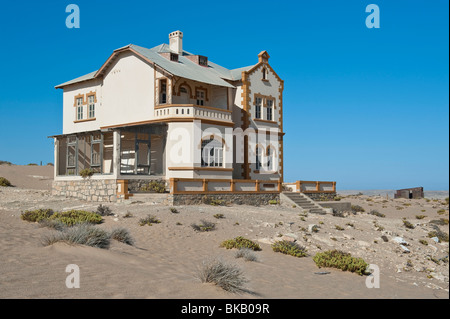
top-left (113, 130), bottom-right (121, 178)
top-left (53, 138), bottom-right (59, 178)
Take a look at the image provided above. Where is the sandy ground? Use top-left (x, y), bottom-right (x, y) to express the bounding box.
top-left (0, 164), bottom-right (449, 299)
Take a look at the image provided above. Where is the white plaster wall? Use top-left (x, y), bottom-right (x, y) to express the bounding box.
top-left (62, 51), bottom-right (155, 134)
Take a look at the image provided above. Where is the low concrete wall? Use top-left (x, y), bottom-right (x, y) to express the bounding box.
top-left (319, 201), bottom-right (352, 212)
top-left (52, 179), bottom-right (117, 202)
top-left (168, 193), bottom-right (280, 206)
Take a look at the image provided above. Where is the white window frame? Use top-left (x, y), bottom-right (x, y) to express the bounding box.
top-left (76, 97), bottom-right (83, 120)
top-left (255, 97), bottom-right (262, 119)
top-left (88, 95), bottom-right (95, 118)
top-left (201, 139), bottom-right (223, 167)
top-left (196, 90), bottom-right (205, 106)
top-left (266, 99), bottom-right (273, 121)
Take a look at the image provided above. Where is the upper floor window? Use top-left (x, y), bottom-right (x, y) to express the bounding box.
top-left (196, 90), bottom-right (206, 106)
top-left (88, 95), bottom-right (95, 118)
top-left (76, 97), bottom-right (83, 120)
top-left (262, 68), bottom-right (267, 80)
top-left (266, 99), bottom-right (273, 121)
top-left (201, 138), bottom-right (223, 167)
top-left (160, 79), bottom-right (167, 104)
top-left (255, 97), bottom-right (262, 119)
top-left (170, 53), bottom-right (179, 62)
top-left (199, 56), bottom-right (208, 67)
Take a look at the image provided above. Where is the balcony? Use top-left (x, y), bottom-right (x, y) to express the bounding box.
top-left (154, 104), bottom-right (233, 124)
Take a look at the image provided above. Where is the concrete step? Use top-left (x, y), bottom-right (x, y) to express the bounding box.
top-left (282, 192), bottom-right (328, 214)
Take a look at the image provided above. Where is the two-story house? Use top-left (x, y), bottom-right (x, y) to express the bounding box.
top-left (51, 31), bottom-right (284, 202)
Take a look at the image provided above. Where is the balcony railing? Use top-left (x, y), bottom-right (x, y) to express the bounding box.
top-left (284, 181), bottom-right (336, 193)
top-left (154, 104), bottom-right (232, 123)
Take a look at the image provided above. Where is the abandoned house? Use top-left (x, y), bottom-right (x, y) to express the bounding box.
top-left (394, 187), bottom-right (424, 199)
top-left (50, 31), bottom-right (284, 203)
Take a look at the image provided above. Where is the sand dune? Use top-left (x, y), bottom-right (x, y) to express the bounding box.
top-left (0, 164), bottom-right (448, 299)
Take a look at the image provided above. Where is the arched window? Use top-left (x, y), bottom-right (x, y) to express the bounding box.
top-left (266, 146), bottom-right (274, 171)
top-left (201, 138), bottom-right (223, 167)
top-left (255, 146), bottom-right (262, 171)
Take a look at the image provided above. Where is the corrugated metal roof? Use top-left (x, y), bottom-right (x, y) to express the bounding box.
top-left (55, 43), bottom-right (255, 89)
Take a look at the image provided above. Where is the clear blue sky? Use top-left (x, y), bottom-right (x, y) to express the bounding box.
top-left (0, 0), bottom-right (448, 190)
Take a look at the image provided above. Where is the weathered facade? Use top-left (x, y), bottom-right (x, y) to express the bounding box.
top-left (394, 187), bottom-right (424, 199)
top-left (51, 31), bottom-right (284, 202)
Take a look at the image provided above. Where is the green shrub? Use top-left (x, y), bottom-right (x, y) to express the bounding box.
top-left (335, 225), bottom-right (344, 231)
top-left (213, 213), bottom-right (225, 219)
top-left (403, 220), bottom-right (415, 229)
top-left (313, 250), bottom-right (369, 276)
top-left (429, 218), bottom-right (449, 226)
top-left (110, 227), bottom-right (134, 245)
top-left (49, 210), bottom-right (103, 226)
top-left (42, 224), bottom-right (110, 249)
top-left (369, 210), bottom-right (385, 218)
top-left (428, 227), bottom-right (449, 242)
top-left (191, 220), bottom-right (216, 232)
top-left (437, 209), bottom-right (446, 215)
top-left (445, 198), bottom-right (449, 205)
top-left (220, 236), bottom-right (261, 251)
top-left (271, 240), bottom-right (307, 257)
top-left (0, 177), bottom-right (11, 187)
top-left (139, 215), bottom-right (161, 226)
top-left (21, 209), bottom-right (55, 223)
top-left (351, 205), bottom-right (365, 213)
top-left (419, 239), bottom-right (428, 246)
top-left (170, 207), bottom-right (179, 214)
top-left (268, 199), bottom-right (279, 205)
top-left (141, 180), bottom-right (166, 193)
top-left (415, 215), bottom-right (427, 220)
top-left (79, 168), bottom-right (95, 179)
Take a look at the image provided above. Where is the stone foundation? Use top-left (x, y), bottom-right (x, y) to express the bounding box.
top-left (302, 192), bottom-right (336, 201)
top-left (52, 179), bottom-right (117, 202)
top-left (127, 178), bottom-right (167, 193)
top-left (168, 193), bottom-right (280, 206)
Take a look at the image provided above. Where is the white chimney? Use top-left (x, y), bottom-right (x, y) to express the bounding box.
top-left (169, 31), bottom-right (183, 55)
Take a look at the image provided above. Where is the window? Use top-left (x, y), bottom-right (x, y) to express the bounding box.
top-left (179, 86), bottom-right (188, 94)
top-left (201, 138), bottom-right (223, 167)
top-left (91, 134), bottom-right (101, 169)
top-left (262, 68), bottom-right (267, 80)
top-left (88, 95), bottom-right (95, 118)
top-left (266, 147), bottom-right (274, 171)
top-left (76, 97), bottom-right (83, 120)
top-left (255, 146), bottom-right (262, 171)
top-left (255, 97), bottom-right (262, 119)
top-left (170, 53), bottom-right (178, 62)
top-left (266, 99), bottom-right (273, 121)
top-left (196, 90), bottom-right (205, 106)
top-left (199, 56), bottom-right (208, 67)
top-left (160, 79), bottom-right (167, 104)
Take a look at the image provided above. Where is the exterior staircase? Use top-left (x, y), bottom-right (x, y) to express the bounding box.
top-left (282, 192), bottom-right (328, 214)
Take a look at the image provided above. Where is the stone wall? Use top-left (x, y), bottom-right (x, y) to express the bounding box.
top-left (303, 192), bottom-right (336, 201)
top-left (168, 193), bottom-right (280, 206)
top-left (52, 179), bottom-right (117, 202)
top-left (127, 178), bottom-right (167, 193)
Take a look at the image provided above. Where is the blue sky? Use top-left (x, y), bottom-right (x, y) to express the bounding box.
top-left (0, 0), bottom-right (448, 190)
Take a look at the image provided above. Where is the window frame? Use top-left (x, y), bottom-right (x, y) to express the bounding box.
top-left (201, 138), bottom-right (223, 168)
top-left (76, 97), bottom-right (84, 121)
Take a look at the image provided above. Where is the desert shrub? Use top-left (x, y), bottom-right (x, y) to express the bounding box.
top-left (38, 219), bottom-right (67, 231)
top-left (419, 239), bottom-right (428, 246)
top-left (0, 177), bottom-right (12, 187)
top-left (351, 205), bottom-right (365, 213)
top-left (79, 168), bottom-right (95, 179)
top-left (49, 210), bottom-right (103, 226)
top-left (27, 163), bottom-right (38, 166)
top-left (334, 197), bottom-right (342, 201)
top-left (196, 257), bottom-right (248, 293)
top-left (445, 198), bottom-right (449, 205)
top-left (313, 250), bottom-right (369, 276)
top-left (415, 215), bottom-right (427, 220)
top-left (141, 180), bottom-right (166, 193)
top-left (170, 207), bottom-right (179, 214)
top-left (123, 212), bottom-right (133, 218)
top-left (213, 213), bottom-right (225, 219)
top-left (21, 209), bottom-right (55, 223)
top-left (268, 199), bottom-right (278, 205)
top-left (369, 210), bottom-right (385, 218)
top-left (191, 220), bottom-right (216, 232)
top-left (0, 161), bottom-right (13, 165)
top-left (428, 227), bottom-right (449, 242)
top-left (271, 240), bottom-right (307, 257)
top-left (42, 224), bottom-right (110, 249)
top-left (96, 204), bottom-right (113, 216)
top-left (139, 215), bottom-right (161, 226)
top-left (332, 210), bottom-right (346, 218)
top-left (403, 220), bottom-right (415, 229)
top-left (210, 199), bottom-right (225, 206)
top-left (220, 236), bottom-right (261, 251)
top-left (110, 227), bottom-right (134, 245)
top-left (235, 248), bottom-right (259, 262)
top-left (430, 218), bottom-right (449, 225)
top-left (437, 209), bottom-right (446, 215)
top-left (335, 225), bottom-right (344, 231)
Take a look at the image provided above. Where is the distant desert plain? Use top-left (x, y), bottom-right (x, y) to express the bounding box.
top-left (0, 163), bottom-right (448, 299)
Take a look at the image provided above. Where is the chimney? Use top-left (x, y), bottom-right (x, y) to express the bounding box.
top-left (169, 31), bottom-right (183, 55)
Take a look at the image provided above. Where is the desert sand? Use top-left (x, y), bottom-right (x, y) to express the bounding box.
top-left (0, 164), bottom-right (448, 299)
